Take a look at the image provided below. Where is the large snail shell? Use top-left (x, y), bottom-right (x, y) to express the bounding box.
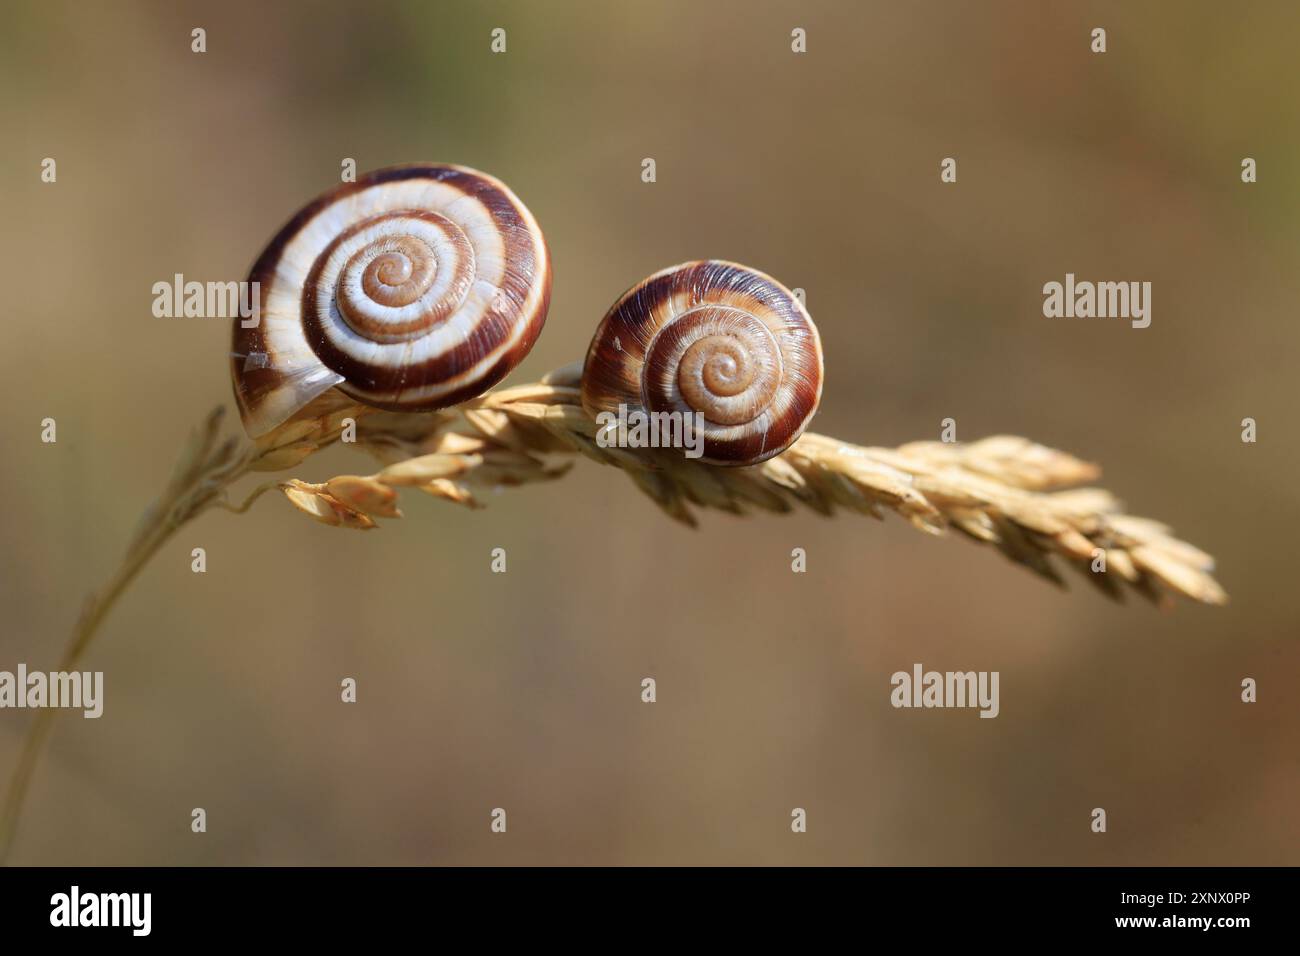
top-left (581, 261), bottom-right (823, 465)
top-left (232, 163), bottom-right (551, 437)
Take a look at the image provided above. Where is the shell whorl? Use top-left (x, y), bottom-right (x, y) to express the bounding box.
top-left (581, 261), bottom-right (824, 465)
top-left (232, 164), bottom-right (551, 438)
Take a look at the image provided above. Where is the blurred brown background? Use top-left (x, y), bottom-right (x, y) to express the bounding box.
top-left (1, 0), bottom-right (1296, 865)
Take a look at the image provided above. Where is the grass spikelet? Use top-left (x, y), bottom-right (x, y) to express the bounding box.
top-left (262, 373), bottom-right (1227, 610)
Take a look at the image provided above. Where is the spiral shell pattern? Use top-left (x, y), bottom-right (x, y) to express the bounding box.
top-left (232, 164), bottom-right (551, 437)
top-left (581, 261), bottom-right (823, 465)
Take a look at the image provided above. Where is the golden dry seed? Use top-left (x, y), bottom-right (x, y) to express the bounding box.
top-left (324, 476), bottom-right (402, 519)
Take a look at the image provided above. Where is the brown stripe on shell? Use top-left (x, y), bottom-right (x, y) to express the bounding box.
top-left (580, 260), bottom-right (823, 466)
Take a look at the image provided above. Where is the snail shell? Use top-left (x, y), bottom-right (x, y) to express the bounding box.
top-left (231, 163), bottom-right (551, 437)
top-left (581, 260), bottom-right (823, 465)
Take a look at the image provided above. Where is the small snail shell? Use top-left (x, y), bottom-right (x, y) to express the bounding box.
top-left (581, 260), bottom-right (823, 465)
top-left (232, 163), bottom-right (551, 437)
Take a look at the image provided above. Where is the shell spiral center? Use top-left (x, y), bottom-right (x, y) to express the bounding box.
top-left (645, 306), bottom-right (783, 427)
top-left (327, 210), bottom-right (477, 345)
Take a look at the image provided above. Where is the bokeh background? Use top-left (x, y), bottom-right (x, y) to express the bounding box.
top-left (1, 0), bottom-right (1296, 865)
